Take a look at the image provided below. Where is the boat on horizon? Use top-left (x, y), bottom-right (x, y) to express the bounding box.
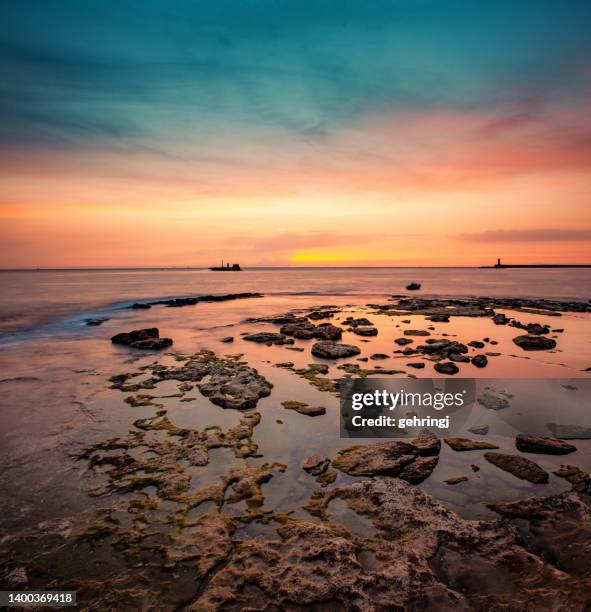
top-left (209, 260), bottom-right (242, 271)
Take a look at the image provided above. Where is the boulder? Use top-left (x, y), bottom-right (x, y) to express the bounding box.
top-left (513, 334), bottom-right (557, 351)
top-left (111, 328), bottom-right (173, 350)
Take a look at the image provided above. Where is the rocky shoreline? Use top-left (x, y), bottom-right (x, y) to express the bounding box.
top-left (1, 293), bottom-right (590, 609)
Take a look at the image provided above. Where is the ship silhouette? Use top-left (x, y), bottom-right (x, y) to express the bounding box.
top-left (209, 260), bottom-right (241, 271)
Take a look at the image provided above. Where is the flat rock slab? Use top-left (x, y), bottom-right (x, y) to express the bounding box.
top-left (332, 438), bottom-right (439, 484)
top-left (484, 452), bottom-right (549, 483)
top-left (243, 332), bottom-right (289, 344)
top-left (311, 341), bottom-right (361, 359)
top-left (445, 438), bottom-right (499, 451)
top-left (515, 434), bottom-right (577, 455)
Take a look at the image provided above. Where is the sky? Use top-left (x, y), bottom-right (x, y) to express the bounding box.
top-left (1, 0), bottom-right (590, 267)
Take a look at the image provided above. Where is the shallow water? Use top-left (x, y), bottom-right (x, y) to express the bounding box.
top-left (0, 274), bottom-right (590, 605)
top-left (1, 266), bottom-right (589, 336)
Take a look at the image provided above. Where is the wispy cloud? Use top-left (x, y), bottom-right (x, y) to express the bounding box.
top-left (458, 228), bottom-right (591, 243)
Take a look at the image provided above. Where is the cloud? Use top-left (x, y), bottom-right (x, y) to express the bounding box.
top-left (457, 228), bottom-right (591, 243)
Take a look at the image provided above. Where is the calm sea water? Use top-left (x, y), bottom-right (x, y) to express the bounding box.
top-left (0, 267), bottom-right (589, 336)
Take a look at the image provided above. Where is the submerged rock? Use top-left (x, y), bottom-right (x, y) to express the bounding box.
top-left (513, 334), bottom-right (557, 351)
top-left (407, 361), bottom-right (425, 369)
top-left (477, 393), bottom-right (509, 411)
top-left (111, 328), bottom-right (173, 350)
top-left (468, 424), bottom-right (490, 435)
top-left (85, 317), bottom-right (109, 326)
top-left (546, 423), bottom-right (591, 439)
top-left (311, 341), bottom-right (361, 359)
top-left (445, 476), bottom-right (468, 485)
top-left (484, 452), bottom-right (549, 483)
top-left (515, 434), bottom-right (577, 455)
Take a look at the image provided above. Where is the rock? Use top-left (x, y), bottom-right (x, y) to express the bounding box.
top-left (468, 424), bottom-right (490, 435)
top-left (445, 438), bottom-right (499, 451)
top-left (282, 401), bottom-right (326, 417)
top-left (353, 326), bottom-right (378, 336)
top-left (484, 452), bottom-right (549, 483)
top-left (124, 472), bottom-right (591, 610)
top-left (546, 423), bottom-right (591, 439)
top-left (449, 353), bottom-right (470, 362)
top-left (308, 310), bottom-right (336, 320)
top-left (515, 434), bottom-right (577, 455)
top-left (445, 476), bottom-right (468, 485)
top-left (407, 362), bottom-right (425, 369)
top-left (513, 334), bottom-right (557, 351)
top-left (406, 282), bottom-right (421, 290)
top-left (274, 361), bottom-right (294, 368)
top-left (220, 336), bottom-right (234, 343)
top-left (302, 454), bottom-right (331, 475)
top-left (477, 393), bottom-right (509, 410)
top-left (468, 340), bottom-right (485, 348)
top-left (488, 489), bottom-right (591, 583)
top-left (470, 464), bottom-right (480, 472)
top-left (311, 341), bottom-right (361, 359)
top-left (411, 429), bottom-right (441, 456)
top-left (404, 329), bottom-right (430, 336)
top-left (342, 316), bottom-right (373, 327)
top-left (370, 353), bottom-right (389, 360)
top-left (394, 337), bottom-right (414, 345)
top-left (332, 441), bottom-right (419, 477)
top-left (85, 317), bottom-right (109, 326)
top-left (130, 302), bottom-right (151, 309)
top-left (399, 456), bottom-right (439, 484)
top-left (434, 361), bottom-right (459, 375)
top-left (111, 328), bottom-right (173, 350)
top-left (243, 332), bottom-right (288, 344)
top-left (492, 312), bottom-right (509, 324)
top-left (427, 313), bottom-right (449, 322)
top-left (5, 566), bottom-right (28, 588)
top-left (314, 323), bottom-right (343, 341)
top-left (554, 465), bottom-right (591, 494)
top-left (151, 292), bottom-right (263, 308)
top-left (471, 354), bottom-right (488, 368)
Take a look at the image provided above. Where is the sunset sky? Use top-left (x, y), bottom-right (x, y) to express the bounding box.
top-left (1, 1), bottom-right (590, 267)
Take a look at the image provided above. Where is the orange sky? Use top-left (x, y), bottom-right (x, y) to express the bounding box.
top-left (1, 103), bottom-right (590, 268)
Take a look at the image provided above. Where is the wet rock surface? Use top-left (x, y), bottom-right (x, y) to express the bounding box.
top-left (516, 434), bottom-right (577, 455)
top-left (484, 452), bottom-right (549, 483)
top-left (311, 341), bottom-right (361, 359)
top-left (111, 328), bottom-right (173, 350)
top-left (512, 333), bottom-right (557, 351)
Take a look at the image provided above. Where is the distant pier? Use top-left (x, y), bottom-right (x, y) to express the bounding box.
top-left (481, 258), bottom-right (591, 269)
